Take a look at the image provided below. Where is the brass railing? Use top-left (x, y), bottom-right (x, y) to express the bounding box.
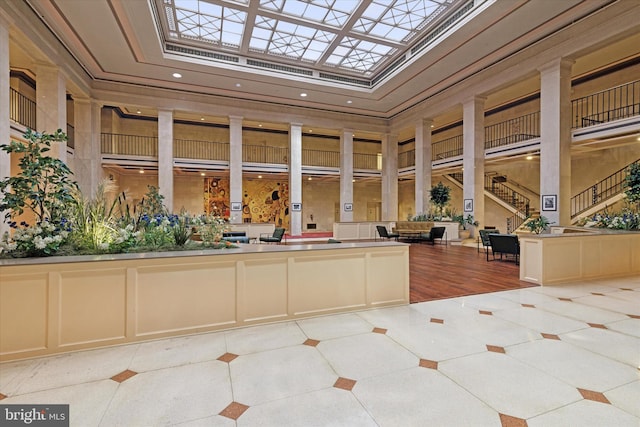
top-left (353, 152), bottom-right (380, 170)
top-left (174, 139), bottom-right (229, 160)
top-left (302, 149), bottom-right (340, 168)
top-left (243, 144), bottom-right (289, 164)
top-left (398, 149), bottom-right (415, 168)
top-left (101, 133), bottom-right (158, 157)
top-left (432, 135), bottom-right (463, 160)
top-left (572, 79), bottom-right (640, 128)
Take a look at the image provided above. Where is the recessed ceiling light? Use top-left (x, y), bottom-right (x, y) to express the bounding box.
top-left (235, 83), bottom-right (241, 87)
top-left (172, 72), bottom-right (182, 78)
top-left (309, 129), bottom-right (313, 133)
top-left (308, 177), bottom-right (312, 181)
top-left (258, 124), bottom-right (263, 127)
top-left (139, 169), bottom-right (144, 174)
top-left (200, 117), bottom-right (205, 121)
top-left (431, 125), bottom-right (434, 128)
top-left (258, 175), bottom-right (262, 179)
top-left (136, 110), bottom-right (141, 114)
top-left (300, 93), bottom-right (307, 97)
top-left (526, 155), bottom-right (533, 160)
top-left (347, 100), bottom-right (353, 104)
top-left (200, 172), bottom-right (205, 176)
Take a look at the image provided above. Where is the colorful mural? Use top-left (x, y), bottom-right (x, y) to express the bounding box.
top-left (204, 178), bottom-right (289, 229)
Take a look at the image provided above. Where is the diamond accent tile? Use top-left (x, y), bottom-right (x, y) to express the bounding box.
top-left (219, 402), bottom-right (250, 420)
top-left (521, 303), bottom-right (535, 308)
top-left (430, 317), bottom-right (444, 324)
top-left (419, 359), bottom-right (438, 370)
top-left (372, 327), bottom-right (387, 334)
top-left (333, 377), bottom-right (357, 391)
top-left (578, 388), bottom-right (610, 404)
top-left (303, 338), bottom-right (320, 347)
top-left (217, 352), bottom-right (239, 363)
top-left (588, 323), bottom-right (607, 329)
top-left (558, 297), bottom-right (572, 302)
top-left (479, 310), bottom-right (493, 315)
top-left (541, 333), bottom-right (560, 340)
top-left (0, 393), bottom-right (6, 400)
top-left (499, 413), bottom-right (528, 427)
top-left (628, 314), bottom-right (640, 319)
top-left (486, 345), bottom-right (506, 354)
top-left (110, 369), bottom-right (137, 383)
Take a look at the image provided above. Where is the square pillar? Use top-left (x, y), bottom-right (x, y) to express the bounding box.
top-left (36, 62), bottom-right (67, 162)
top-left (73, 97), bottom-right (102, 197)
top-left (158, 109), bottom-right (174, 212)
top-left (289, 123), bottom-right (303, 236)
top-left (539, 58), bottom-right (573, 226)
top-left (340, 128), bottom-right (354, 222)
top-left (415, 118), bottom-right (433, 215)
top-left (229, 115), bottom-right (243, 224)
top-left (463, 96), bottom-right (486, 230)
top-left (381, 133), bottom-right (398, 221)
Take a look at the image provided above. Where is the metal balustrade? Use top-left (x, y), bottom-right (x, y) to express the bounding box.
top-left (302, 149), bottom-right (340, 168)
top-left (398, 149), bottom-right (415, 168)
top-left (485, 175), bottom-right (530, 214)
top-left (9, 87), bottom-right (36, 130)
top-left (571, 158), bottom-right (639, 217)
top-left (433, 135), bottom-right (463, 159)
top-left (100, 133), bottom-right (158, 157)
top-left (572, 79), bottom-right (640, 129)
top-left (174, 139), bottom-right (229, 161)
top-left (485, 112), bottom-right (540, 149)
top-left (353, 152), bottom-right (380, 170)
top-left (242, 144), bottom-right (289, 164)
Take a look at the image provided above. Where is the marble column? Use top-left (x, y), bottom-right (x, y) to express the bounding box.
top-left (340, 128), bottom-right (354, 222)
top-left (289, 123), bottom-right (303, 236)
top-left (463, 96), bottom-right (486, 230)
top-left (36, 62), bottom-right (67, 163)
top-left (415, 118), bottom-right (433, 215)
top-left (73, 97), bottom-right (102, 197)
top-left (0, 16), bottom-right (9, 236)
top-left (228, 115), bottom-right (243, 224)
top-left (539, 58), bottom-right (573, 226)
top-left (381, 133), bottom-right (399, 221)
top-left (157, 109), bottom-right (174, 212)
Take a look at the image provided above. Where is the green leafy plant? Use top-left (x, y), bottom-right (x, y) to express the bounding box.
top-left (430, 182), bottom-right (451, 217)
top-left (625, 162), bottom-right (640, 208)
top-left (454, 214), bottom-right (479, 230)
top-left (0, 129), bottom-right (78, 224)
top-left (525, 216), bottom-right (552, 234)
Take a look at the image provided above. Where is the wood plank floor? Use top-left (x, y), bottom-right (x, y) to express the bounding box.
top-left (409, 242), bottom-right (537, 303)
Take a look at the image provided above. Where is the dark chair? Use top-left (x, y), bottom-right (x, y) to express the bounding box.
top-left (259, 227), bottom-right (286, 244)
top-left (478, 229), bottom-right (501, 259)
top-left (376, 225), bottom-right (400, 241)
top-left (420, 226), bottom-right (446, 245)
top-left (327, 238), bottom-right (342, 243)
top-left (488, 234), bottom-right (520, 265)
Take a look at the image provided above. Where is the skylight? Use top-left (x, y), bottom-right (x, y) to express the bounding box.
top-left (159, 0), bottom-right (467, 78)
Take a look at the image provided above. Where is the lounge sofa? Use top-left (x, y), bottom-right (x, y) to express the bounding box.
top-left (393, 221), bottom-right (434, 235)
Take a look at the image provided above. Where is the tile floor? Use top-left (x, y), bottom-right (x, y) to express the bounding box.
top-left (1, 276), bottom-right (639, 426)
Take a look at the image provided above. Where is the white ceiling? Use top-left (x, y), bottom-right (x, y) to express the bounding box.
top-left (6, 0), bottom-right (640, 123)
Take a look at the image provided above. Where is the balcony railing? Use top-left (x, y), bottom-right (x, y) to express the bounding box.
top-left (10, 88), bottom-right (36, 130)
top-left (398, 149), bottom-right (415, 168)
top-left (174, 139), bottom-right (229, 161)
top-left (485, 112), bottom-right (540, 149)
top-left (570, 158), bottom-right (639, 217)
top-left (485, 175), bottom-right (530, 214)
top-left (354, 153), bottom-right (380, 170)
top-left (243, 144), bottom-right (289, 164)
top-left (101, 133), bottom-right (158, 157)
top-left (302, 149), bottom-right (340, 168)
top-left (432, 135), bottom-right (463, 160)
top-left (572, 79), bottom-right (640, 129)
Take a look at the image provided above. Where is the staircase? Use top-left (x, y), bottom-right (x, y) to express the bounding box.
top-left (570, 158), bottom-right (639, 222)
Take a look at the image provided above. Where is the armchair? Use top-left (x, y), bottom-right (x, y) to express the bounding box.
top-left (259, 227), bottom-right (286, 244)
top-left (376, 225), bottom-right (400, 241)
top-left (478, 229), bottom-right (501, 260)
top-left (420, 226), bottom-right (446, 245)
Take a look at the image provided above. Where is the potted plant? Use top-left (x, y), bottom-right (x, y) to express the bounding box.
top-left (455, 214), bottom-right (479, 239)
top-left (430, 182), bottom-right (451, 219)
top-left (524, 215), bottom-right (552, 234)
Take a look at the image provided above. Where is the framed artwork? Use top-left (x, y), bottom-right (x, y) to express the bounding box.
top-left (344, 203), bottom-right (353, 212)
top-left (231, 202), bottom-right (242, 211)
top-left (291, 203), bottom-right (302, 211)
top-left (542, 195), bottom-right (557, 211)
top-left (463, 199), bottom-right (473, 212)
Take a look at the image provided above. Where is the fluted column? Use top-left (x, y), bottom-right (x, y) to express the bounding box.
top-left (157, 109), bottom-right (174, 212)
top-left (36, 62), bottom-right (67, 162)
top-left (415, 118), bottom-right (433, 215)
top-left (340, 128), bottom-right (354, 222)
top-left (289, 123), bottom-right (303, 236)
top-left (381, 133), bottom-right (399, 221)
top-left (229, 115), bottom-right (243, 224)
top-left (539, 58), bottom-right (573, 226)
top-left (463, 96), bottom-right (486, 231)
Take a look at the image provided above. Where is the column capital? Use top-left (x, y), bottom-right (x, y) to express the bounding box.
top-left (290, 122), bottom-right (303, 129)
top-left (463, 95), bottom-right (487, 107)
top-left (419, 118), bottom-right (434, 127)
top-left (538, 58), bottom-right (575, 74)
top-left (228, 115), bottom-right (243, 123)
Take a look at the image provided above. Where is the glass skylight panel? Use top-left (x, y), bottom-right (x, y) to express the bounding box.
top-left (260, 0), bottom-right (358, 28)
top-left (173, 0), bottom-right (247, 48)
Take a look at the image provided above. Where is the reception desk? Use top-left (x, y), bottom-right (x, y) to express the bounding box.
top-left (519, 228), bottom-right (640, 285)
top-left (0, 241), bottom-right (409, 361)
